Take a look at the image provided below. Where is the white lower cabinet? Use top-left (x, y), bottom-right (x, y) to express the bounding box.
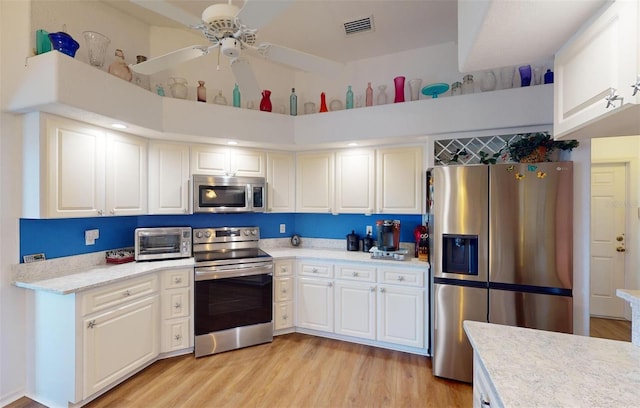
top-left (295, 259), bottom-right (427, 353)
top-left (30, 268), bottom-right (193, 407)
top-left (273, 259), bottom-right (295, 331)
top-left (83, 295), bottom-right (159, 398)
top-left (473, 352), bottom-right (501, 408)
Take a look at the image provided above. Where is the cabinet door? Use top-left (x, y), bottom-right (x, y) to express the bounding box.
top-left (267, 152), bottom-right (295, 212)
top-left (230, 148), bottom-right (265, 176)
top-left (377, 285), bottom-right (424, 348)
top-left (148, 142), bottom-right (190, 214)
top-left (335, 149), bottom-right (375, 214)
top-left (296, 277), bottom-right (334, 332)
top-left (105, 132), bottom-right (147, 216)
top-left (190, 144), bottom-right (230, 175)
top-left (554, 0), bottom-right (639, 138)
top-left (296, 151), bottom-right (335, 213)
top-left (376, 146), bottom-right (423, 214)
top-left (46, 118), bottom-right (105, 218)
top-left (83, 295), bottom-right (159, 399)
top-left (334, 281), bottom-right (376, 340)
top-left (274, 277), bottom-right (293, 302)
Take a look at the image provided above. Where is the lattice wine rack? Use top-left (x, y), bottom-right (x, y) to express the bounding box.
top-left (434, 134), bottom-right (521, 166)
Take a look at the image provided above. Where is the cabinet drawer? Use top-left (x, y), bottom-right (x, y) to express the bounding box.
top-left (298, 261), bottom-right (334, 278)
top-left (274, 277), bottom-right (293, 302)
top-left (274, 301), bottom-right (294, 331)
top-left (161, 317), bottom-right (191, 353)
top-left (161, 288), bottom-right (190, 319)
top-left (274, 259), bottom-right (294, 277)
top-left (82, 274), bottom-right (158, 315)
top-left (162, 268), bottom-right (191, 289)
top-left (377, 267), bottom-right (424, 287)
top-left (335, 264), bottom-right (376, 282)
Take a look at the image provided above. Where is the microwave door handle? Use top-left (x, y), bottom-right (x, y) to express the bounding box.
top-left (246, 184), bottom-right (253, 211)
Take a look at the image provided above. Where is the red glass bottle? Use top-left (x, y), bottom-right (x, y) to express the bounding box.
top-left (260, 90), bottom-right (272, 112)
top-left (319, 92), bottom-right (328, 112)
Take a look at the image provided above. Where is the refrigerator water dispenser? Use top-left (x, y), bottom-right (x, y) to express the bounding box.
top-left (442, 234), bottom-right (478, 275)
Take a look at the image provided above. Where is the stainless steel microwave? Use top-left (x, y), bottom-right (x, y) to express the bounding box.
top-left (192, 175), bottom-right (266, 213)
top-left (134, 227), bottom-right (192, 261)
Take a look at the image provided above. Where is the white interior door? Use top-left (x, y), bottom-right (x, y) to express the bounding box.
top-left (590, 163), bottom-right (628, 318)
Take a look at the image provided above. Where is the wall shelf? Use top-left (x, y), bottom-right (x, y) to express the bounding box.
top-left (8, 52), bottom-right (554, 149)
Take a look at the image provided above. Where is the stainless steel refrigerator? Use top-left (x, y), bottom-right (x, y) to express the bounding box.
top-left (428, 162), bottom-right (573, 383)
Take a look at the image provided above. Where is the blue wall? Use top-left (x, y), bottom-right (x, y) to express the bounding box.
top-left (20, 213), bottom-right (422, 261)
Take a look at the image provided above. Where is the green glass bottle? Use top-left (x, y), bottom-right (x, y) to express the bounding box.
top-left (346, 85), bottom-right (354, 109)
top-left (232, 84), bottom-right (241, 108)
top-left (290, 88), bottom-right (297, 116)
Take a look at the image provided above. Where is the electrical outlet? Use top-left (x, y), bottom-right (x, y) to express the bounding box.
top-left (279, 224), bottom-right (286, 233)
top-left (85, 229), bottom-right (100, 245)
top-left (23, 253), bottom-right (46, 263)
top-left (366, 225), bottom-right (373, 235)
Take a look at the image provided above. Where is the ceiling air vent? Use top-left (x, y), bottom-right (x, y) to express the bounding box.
top-left (343, 15), bottom-right (374, 36)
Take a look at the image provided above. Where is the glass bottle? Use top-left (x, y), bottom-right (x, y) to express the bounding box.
top-left (233, 84), bottom-right (241, 107)
top-left (376, 85), bottom-right (387, 105)
top-left (260, 90), bottom-right (272, 112)
top-left (461, 74), bottom-right (475, 94)
top-left (290, 88), bottom-right (297, 116)
top-left (544, 69), bottom-right (554, 84)
top-left (451, 81), bottom-right (462, 96)
top-left (197, 81), bottom-right (206, 102)
top-left (108, 49), bottom-right (132, 82)
top-left (319, 92), bottom-right (328, 112)
top-left (213, 90), bottom-right (227, 105)
top-left (365, 82), bottom-right (373, 107)
top-left (346, 85), bottom-right (354, 109)
top-left (393, 76), bottom-right (405, 103)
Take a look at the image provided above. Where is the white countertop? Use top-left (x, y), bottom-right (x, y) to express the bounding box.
top-left (13, 246), bottom-right (427, 295)
top-left (617, 289), bottom-right (640, 346)
top-left (463, 321), bottom-right (640, 408)
top-left (617, 289), bottom-right (640, 305)
top-left (14, 258), bottom-right (195, 295)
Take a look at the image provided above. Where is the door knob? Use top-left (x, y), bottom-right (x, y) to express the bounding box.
top-left (616, 246), bottom-right (626, 252)
top-left (616, 235), bottom-right (624, 242)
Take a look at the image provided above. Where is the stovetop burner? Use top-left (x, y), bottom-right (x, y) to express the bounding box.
top-left (193, 226), bottom-right (271, 267)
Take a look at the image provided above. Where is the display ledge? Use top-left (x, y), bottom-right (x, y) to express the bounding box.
top-left (8, 52), bottom-right (554, 149)
top-left (464, 321), bottom-right (640, 407)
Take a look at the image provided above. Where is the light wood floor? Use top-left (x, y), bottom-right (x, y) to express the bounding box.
top-left (9, 318), bottom-right (631, 408)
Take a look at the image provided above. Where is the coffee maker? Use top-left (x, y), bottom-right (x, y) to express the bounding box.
top-left (376, 220), bottom-right (400, 251)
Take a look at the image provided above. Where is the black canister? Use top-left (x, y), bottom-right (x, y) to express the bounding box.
top-left (346, 230), bottom-right (360, 251)
top-left (362, 233), bottom-right (374, 252)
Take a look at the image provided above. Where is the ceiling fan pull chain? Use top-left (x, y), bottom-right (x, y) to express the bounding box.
top-left (217, 47), bottom-right (221, 71)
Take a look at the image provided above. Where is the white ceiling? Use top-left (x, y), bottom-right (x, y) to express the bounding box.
top-left (102, 0), bottom-right (607, 69)
top-left (102, 0), bottom-right (459, 63)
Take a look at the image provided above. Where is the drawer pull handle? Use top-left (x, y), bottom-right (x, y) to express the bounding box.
top-left (123, 290), bottom-right (131, 297)
top-left (87, 320), bottom-right (96, 329)
top-left (174, 277), bottom-right (182, 284)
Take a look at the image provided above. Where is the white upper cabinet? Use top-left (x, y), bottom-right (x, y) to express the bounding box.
top-left (39, 115), bottom-right (147, 218)
top-left (190, 144), bottom-right (265, 177)
top-left (335, 149), bottom-right (375, 214)
top-left (148, 141), bottom-right (190, 214)
top-left (296, 151), bottom-right (335, 213)
top-left (105, 132), bottom-right (148, 216)
top-left (376, 146), bottom-right (423, 214)
top-left (554, 0), bottom-right (640, 139)
top-left (266, 151), bottom-right (296, 212)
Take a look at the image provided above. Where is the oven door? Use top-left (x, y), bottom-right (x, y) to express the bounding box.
top-left (194, 263), bottom-right (273, 336)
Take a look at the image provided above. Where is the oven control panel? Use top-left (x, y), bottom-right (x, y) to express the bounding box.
top-left (193, 227), bottom-right (260, 244)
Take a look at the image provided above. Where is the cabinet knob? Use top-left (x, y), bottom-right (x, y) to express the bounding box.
top-left (97, 209), bottom-right (104, 216)
top-left (397, 276), bottom-right (405, 281)
top-left (174, 334), bottom-right (182, 341)
top-left (312, 268), bottom-right (318, 273)
top-left (480, 393), bottom-right (491, 406)
top-left (328, 282), bottom-right (333, 287)
top-left (174, 302), bottom-right (182, 309)
top-left (605, 88), bottom-right (624, 109)
top-left (283, 314), bottom-right (288, 320)
top-left (281, 267), bottom-right (287, 273)
top-left (352, 271), bottom-right (359, 277)
top-left (174, 277), bottom-right (182, 283)
top-left (370, 286), bottom-right (376, 292)
top-left (282, 288), bottom-right (287, 293)
top-left (632, 75), bottom-right (640, 96)
top-left (380, 288), bottom-right (386, 293)
top-left (110, 209), bottom-right (115, 215)
top-left (87, 320), bottom-right (96, 329)
top-left (123, 290), bottom-right (131, 297)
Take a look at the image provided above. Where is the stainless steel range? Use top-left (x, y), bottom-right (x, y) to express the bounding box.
top-left (193, 226), bottom-right (273, 358)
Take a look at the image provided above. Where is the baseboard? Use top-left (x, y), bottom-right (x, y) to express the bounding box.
top-left (0, 388), bottom-right (28, 407)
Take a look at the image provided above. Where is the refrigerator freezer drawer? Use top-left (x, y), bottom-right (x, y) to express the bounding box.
top-left (489, 289), bottom-right (573, 334)
top-left (433, 283), bottom-right (487, 383)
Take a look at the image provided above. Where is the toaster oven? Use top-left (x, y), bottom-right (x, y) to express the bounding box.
top-left (134, 227), bottom-right (192, 261)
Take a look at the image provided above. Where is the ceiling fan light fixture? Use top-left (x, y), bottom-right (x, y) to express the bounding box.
top-left (221, 37), bottom-right (241, 58)
top-left (343, 15), bottom-right (374, 36)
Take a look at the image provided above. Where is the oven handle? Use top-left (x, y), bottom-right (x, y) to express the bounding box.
top-left (195, 263), bottom-right (273, 281)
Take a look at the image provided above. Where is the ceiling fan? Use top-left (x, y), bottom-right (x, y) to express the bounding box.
top-left (129, 0), bottom-right (344, 101)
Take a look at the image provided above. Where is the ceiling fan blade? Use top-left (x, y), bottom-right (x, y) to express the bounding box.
top-left (130, 45), bottom-right (218, 75)
top-left (130, 0), bottom-right (202, 27)
top-left (236, 0), bottom-right (294, 30)
top-left (249, 43), bottom-right (344, 77)
top-left (230, 58), bottom-right (261, 102)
